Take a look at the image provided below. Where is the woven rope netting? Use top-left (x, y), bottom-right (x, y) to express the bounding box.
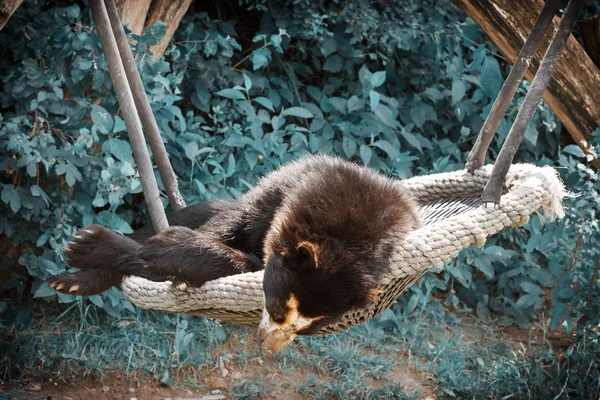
top-left (121, 163), bottom-right (568, 334)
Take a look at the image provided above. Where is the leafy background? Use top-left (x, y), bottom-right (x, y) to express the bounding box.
top-left (1, 0), bottom-right (600, 397)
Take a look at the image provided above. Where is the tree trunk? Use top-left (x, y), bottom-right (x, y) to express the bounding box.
top-left (115, 0), bottom-right (152, 35)
top-left (581, 15), bottom-right (600, 69)
top-left (144, 0), bottom-right (193, 60)
top-left (0, 0), bottom-right (23, 30)
top-left (113, 0), bottom-right (191, 59)
top-left (452, 0), bottom-right (600, 167)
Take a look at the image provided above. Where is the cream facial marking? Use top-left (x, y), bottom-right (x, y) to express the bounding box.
top-left (258, 294), bottom-right (324, 354)
top-left (278, 294), bottom-right (323, 331)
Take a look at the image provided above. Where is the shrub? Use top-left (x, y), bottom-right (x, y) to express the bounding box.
top-left (0, 0), bottom-right (598, 339)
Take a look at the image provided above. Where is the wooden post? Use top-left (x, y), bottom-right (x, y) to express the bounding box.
top-left (581, 15), bottom-right (600, 69)
top-left (481, 0), bottom-right (586, 205)
top-left (90, 0), bottom-right (168, 232)
top-left (453, 0), bottom-right (600, 169)
top-left (466, 0), bottom-right (562, 172)
top-left (0, 0), bottom-right (23, 30)
top-left (105, 0), bottom-right (186, 212)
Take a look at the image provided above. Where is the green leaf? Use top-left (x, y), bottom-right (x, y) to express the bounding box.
top-left (34, 283), bottom-right (56, 298)
top-left (143, 20), bottom-right (166, 45)
top-left (243, 74), bottom-right (252, 91)
top-left (282, 107), bottom-right (314, 118)
top-left (226, 154), bottom-right (236, 177)
top-left (89, 295), bottom-right (104, 307)
top-left (103, 139), bottom-right (134, 164)
top-left (520, 282), bottom-right (543, 296)
top-left (55, 163), bottom-right (82, 187)
top-left (374, 104), bottom-right (397, 128)
top-left (323, 55), bottom-right (343, 72)
top-left (41, 259), bottom-right (59, 275)
top-left (562, 145), bottom-right (585, 158)
top-left (113, 116), bottom-right (126, 133)
top-left (407, 294), bottom-right (419, 313)
top-left (215, 89), bottom-right (246, 100)
top-left (373, 140), bottom-right (400, 159)
top-left (400, 129), bottom-right (423, 153)
top-left (253, 97), bottom-right (274, 111)
top-left (369, 91), bottom-right (380, 112)
top-left (347, 95), bottom-right (362, 113)
top-left (1, 184), bottom-right (21, 213)
top-left (96, 211), bottom-right (133, 234)
top-left (516, 293), bottom-right (539, 309)
top-left (360, 145), bottom-right (372, 165)
top-left (476, 262), bottom-right (494, 280)
top-left (36, 233), bottom-right (49, 247)
top-left (410, 102), bottom-right (437, 128)
top-left (91, 105), bottom-right (114, 134)
top-left (184, 141), bottom-right (200, 160)
top-left (480, 57), bottom-right (502, 98)
top-left (251, 48), bottom-right (271, 70)
top-left (452, 80), bottom-right (466, 105)
top-left (321, 37), bottom-right (337, 57)
top-left (342, 136), bottom-right (357, 158)
top-left (371, 71), bottom-right (386, 88)
top-left (31, 185), bottom-right (51, 207)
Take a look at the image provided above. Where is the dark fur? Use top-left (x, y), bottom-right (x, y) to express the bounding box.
top-left (51, 155), bottom-right (421, 333)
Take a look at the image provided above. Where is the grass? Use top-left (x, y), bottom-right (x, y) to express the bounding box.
top-left (1, 296), bottom-right (600, 399)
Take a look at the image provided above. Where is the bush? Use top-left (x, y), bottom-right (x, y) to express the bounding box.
top-left (0, 0), bottom-right (599, 339)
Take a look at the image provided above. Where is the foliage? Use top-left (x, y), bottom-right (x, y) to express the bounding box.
top-left (2, 301), bottom-right (599, 398)
top-left (0, 0), bottom-right (599, 352)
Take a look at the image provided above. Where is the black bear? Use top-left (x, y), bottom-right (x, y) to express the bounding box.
top-left (50, 155), bottom-right (421, 349)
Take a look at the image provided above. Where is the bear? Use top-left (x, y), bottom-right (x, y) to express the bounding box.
top-left (50, 155), bottom-right (422, 351)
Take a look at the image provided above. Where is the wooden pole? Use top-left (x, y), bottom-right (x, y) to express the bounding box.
top-left (452, 0), bottom-right (600, 169)
top-left (0, 0), bottom-right (23, 30)
top-left (465, 0), bottom-right (561, 172)
top-left (581, 15), bottom-right (600, 69)
top-left (481, 0), bottom-right (586, 205)
top-left (90, 0), bottom-right (168, 232)
top-left (105, 0), bottom-right (186, 212)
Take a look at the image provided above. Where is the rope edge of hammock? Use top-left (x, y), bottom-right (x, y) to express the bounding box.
top-left (121, 163), bottom-right (571, 315)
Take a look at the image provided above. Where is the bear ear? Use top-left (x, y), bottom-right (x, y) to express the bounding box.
top-left (288, 241), bottom-right (319, 272)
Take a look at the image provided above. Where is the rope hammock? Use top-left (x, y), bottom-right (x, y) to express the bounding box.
top-left (121, 164), bottom-right (568, 332)
top-left (79, 0), bottom-right (583, 340)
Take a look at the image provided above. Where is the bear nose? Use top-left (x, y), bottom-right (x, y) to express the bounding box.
top-left (258, 309), bottom-right (296, 355)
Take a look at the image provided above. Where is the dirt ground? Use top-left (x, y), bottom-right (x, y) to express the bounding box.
top-left (1, 354), bottom-right (436, 400)
top-left (0, 315), bottom-right (569, 400)
top-left (1, 362), bottom-right (434, 400)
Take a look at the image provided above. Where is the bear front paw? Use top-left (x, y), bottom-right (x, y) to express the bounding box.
top-left (138, 226), bottom-right (201, 290)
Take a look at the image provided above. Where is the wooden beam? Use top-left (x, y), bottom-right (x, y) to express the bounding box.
top-left (0, 0), bottom-right (23, 30)
top-left (581, 15), bottom-right (600, 69)
top-left (452, 0), bottom-right (600, 167)
top-left (144, 0), bottom-right (193, 60)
